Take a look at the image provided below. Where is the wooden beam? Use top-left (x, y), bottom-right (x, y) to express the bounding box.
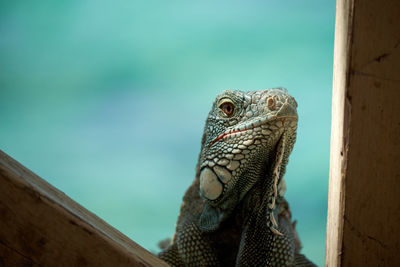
top-left (0, 150), bottom-right (169, 267)
top-left (327, 0), bottom-right (400, 266)
top-left (326, 0), bottom-right (354, 265)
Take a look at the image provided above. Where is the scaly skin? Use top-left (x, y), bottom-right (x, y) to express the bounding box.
top-left (159, 88), bottom-right (315, 266)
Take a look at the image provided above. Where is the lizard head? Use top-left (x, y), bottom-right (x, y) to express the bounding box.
top-left (198, 88), bottom-right (298, 231)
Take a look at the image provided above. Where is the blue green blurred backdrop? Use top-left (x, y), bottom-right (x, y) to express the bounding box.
top-left (0, 1), bottom-right (335, 265)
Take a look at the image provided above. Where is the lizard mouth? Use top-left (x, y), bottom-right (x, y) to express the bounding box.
top-left (209, 115), bottom-right (296, 148)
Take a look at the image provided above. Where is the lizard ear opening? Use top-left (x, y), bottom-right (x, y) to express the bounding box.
top-left (198, 203), bottom-right (223, 232)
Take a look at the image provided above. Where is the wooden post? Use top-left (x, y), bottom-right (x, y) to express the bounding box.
top-left (327, 0), bottom-right (400, 266)
top-left (0, 150), bottom-right (169, 266)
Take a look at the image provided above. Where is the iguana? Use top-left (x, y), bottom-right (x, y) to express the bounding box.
top-left (158, 88), bottom-right (315, 266)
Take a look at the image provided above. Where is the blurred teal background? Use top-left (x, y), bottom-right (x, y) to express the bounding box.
top-left (0, 1), bottom-right (334, 265)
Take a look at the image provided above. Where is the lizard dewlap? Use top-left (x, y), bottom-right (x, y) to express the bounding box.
top-left (159, 88), bottom-right (316, 267)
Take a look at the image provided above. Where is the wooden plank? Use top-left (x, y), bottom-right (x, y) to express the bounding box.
top-left (0, 150), bottom-right (169, 267)
top-left (327, 0), bottom-right (400, 266)
top-left (325, 0), bottom-right (354, 265)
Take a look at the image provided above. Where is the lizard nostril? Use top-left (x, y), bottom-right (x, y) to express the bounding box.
top-left (267, 97), bottom-right (276, 111)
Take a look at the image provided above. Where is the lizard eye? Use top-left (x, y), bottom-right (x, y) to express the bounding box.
top-left (218, 99), bottom-right (235, 117)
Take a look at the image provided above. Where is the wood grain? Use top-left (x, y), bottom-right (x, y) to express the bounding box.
top-left (326, 0), bottom-right (354, 265)
top-left (0, 150), bottom-right (169, 267)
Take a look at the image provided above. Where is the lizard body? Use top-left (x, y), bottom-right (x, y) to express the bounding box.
top-left (159, 88), bottom-right (315, 266)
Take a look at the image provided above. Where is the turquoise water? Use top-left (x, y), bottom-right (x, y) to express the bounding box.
top-left (0, 1), bottom-right (335, 265)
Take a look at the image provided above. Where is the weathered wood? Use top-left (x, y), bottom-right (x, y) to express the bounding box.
top-left (0, 150), bottom-right (169, 267)
top-left (326, 0), bottom-right (354, 265)
top-left (327, 0), bottom-right (400, 266)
